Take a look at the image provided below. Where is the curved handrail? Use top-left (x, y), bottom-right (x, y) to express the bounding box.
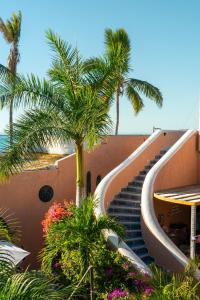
top-left (141, 129), bottom-right (196, 268)
top-left (94, 129), bottom-right (174, 274)
top-left (95, 130), bottom-right (162, 216)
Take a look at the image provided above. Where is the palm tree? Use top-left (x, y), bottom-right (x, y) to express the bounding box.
top-left (0, 11), bottom-right (22, 144)
top-left (87, 28), bottom-right (163, 135)
top-left (0, 30), bottom-right (112, 207)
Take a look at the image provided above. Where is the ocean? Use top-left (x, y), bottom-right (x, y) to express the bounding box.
top-left (0, 135), bottom-right (8, 152)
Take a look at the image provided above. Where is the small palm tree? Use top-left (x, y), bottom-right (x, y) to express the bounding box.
top-left (0, 30), bottom-right (112, 207)
top-left (87, 28), bottom-right (163, 135)
top-left (0, 11), bottom-right (22, 144)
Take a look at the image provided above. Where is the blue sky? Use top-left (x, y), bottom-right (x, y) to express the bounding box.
top-left (0, 0), bottom-right (199, 134)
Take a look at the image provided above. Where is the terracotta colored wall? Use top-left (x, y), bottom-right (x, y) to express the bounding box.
top-left (0, 135), bottom-right (147, 268)
top-left (154, 133), bottom-right (199, 191)
top-left (142, 132), bottom-right (200, 272)
top-left (104, 131), bottom-right (184, 210)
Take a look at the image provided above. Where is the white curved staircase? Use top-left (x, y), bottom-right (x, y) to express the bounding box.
top-left (94, 130), bottom-right (189, 274)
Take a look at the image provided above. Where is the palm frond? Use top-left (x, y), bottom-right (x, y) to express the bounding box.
top-left (0, 11), bottom-right (22, 44)
top-left (0, 108), bottom-right (70, 182)
top-left (0, 208), bottom-right (20, 242)
top-left (129, 78), bottom-right (163, 107)
top-left (126, 83), bottom-right (144, 114)
top-left (46, 29), bottom-right (84, 93)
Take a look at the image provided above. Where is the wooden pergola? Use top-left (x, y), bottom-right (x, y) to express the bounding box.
top-left (154, 185), bottom-right (200, 259)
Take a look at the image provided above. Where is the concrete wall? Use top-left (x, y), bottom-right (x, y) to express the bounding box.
top-left (0, 135), bottom-right (147, 268)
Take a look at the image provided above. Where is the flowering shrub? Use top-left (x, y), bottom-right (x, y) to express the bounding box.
top-left (107, 288), bottom-right (129, 299)
top-left (41, 200), bottom-right (73, 234)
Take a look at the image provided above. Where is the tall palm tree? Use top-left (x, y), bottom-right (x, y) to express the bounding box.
top-left (87, 28), bottom-right (163, 135)
top-left (0, 11), bottom-right (22, 143)
top-left (0, 30), bottom-right (112, 207)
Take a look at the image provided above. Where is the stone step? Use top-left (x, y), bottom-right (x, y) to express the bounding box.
top-left (118, 191), bottom-right (141, 200)
top-left (135, 175), bottom-right (146, 181)
top-left (130, 180), bottom-right (144, 187)
top-left (124, 186), bottom-right (142, 194)
top-left (139, 170), bottom-right (148, 176)
top-left (150, 158), bottom-right (159, 164)
top-left (133, 247), bottom-right (148, 256)
top-left (121, 222), bottom-right (141, 230)
top-left (108, 206), bottom-right (140, 215)
top-left (126, 230), bottom-right (142, 239)
top-left (126, 238), bottom-right (145, 248)
top-left (160, 148), bottom-right (168, 155)
top-left (111, 199), bottom-right (141, 208)
top-left (109, 213), bottom-right (140, 223)
top-left (142, 256), bottom-right (155, 265)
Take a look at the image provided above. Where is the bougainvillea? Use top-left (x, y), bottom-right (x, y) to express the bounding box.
top-left (41, 200), bottom-right (73, 234)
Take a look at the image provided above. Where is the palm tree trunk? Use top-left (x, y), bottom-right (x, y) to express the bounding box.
top-left (75, 143), bottom-right (85, 207)
top-left (9, 97), bottom-right (14, 145)
top-left (115, 88), bottom-right (120, 135)
top-left (8, 43), bottom-right (18, 145)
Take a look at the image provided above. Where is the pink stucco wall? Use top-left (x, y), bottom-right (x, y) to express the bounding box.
top-left (0, 135), bottom-right (148, 267)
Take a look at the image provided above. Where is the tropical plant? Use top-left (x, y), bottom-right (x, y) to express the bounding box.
top-left (41, 196), bottom-right (125, 279)
top-left (0, 251), bottom-right (72, 300)
top-left (0, 208), bottom-right (20, 242)
top-left (86, 28), bottom-right (163, 135)
top-left (0, 30), bottom-right (113, 206)
top-left (0, 11), bottom-right (22, 144)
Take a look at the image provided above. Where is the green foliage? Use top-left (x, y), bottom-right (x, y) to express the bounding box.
top-left (148, 264), bottom-right (200, 300)
top-left (0, 253), bottom-right (69, 300)
top-left (86, 28), bottom-right (163, 134)
top-left (41, 197), bottom-right (125, 279)
top-left (0, 208), bottom-right (20, 242)
top-left (0, 30), bottom-right (112, 186)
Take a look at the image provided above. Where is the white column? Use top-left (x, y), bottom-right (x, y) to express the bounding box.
top-left (190, 205), bottom-right (196, 259)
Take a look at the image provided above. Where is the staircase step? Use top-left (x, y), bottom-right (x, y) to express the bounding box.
top-left (133, 247), bottom-right (148, 256)
top-left (141, 256), bottom-right (155, 265)
top-left (139, 170), bottom-right (148, 176)
top-left (135, 175), bottom-right (146, 181)
top-left (119, 191), bottom-right (141, 200)
top-left (124, 186), bottom-right (142, 194)
top-left (109, 213), bottom-right (140, 222)
top-left (121, 222), bottom-right (141, 230)
top-left (108, 206), bottom-right (140, 215)
top-left (126, 238), bottom-right (145, 248)
top-left (149, 159), bottom-right (159, 165)
top-left (111, 199), bottom-right (140, 208)
top-left (130, 180), bottom-right (144, 187)
top-left (126, 230), bottom-right (142, 238)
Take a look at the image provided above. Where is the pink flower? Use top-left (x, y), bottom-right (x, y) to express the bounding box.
top-left (123, 262), bottom-right (129, 270)
top-left (41, 200), bottom-right (73, 234)
top-left (144, 286), bottom-right (154, 295)
top-left (53, 261), bottom-right (60, 270)
top-left (127, 272), bottom-right (137, 278)
top-left (107, 288), bottom-right (128, 300)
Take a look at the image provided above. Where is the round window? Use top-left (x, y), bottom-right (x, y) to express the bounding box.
top-left (39, 185), bottom-right (54, 202)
